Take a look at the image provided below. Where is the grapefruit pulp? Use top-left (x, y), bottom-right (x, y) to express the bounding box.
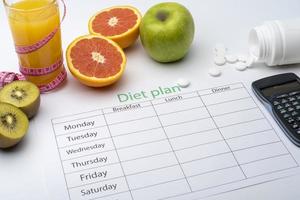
top-left (66, 35), bottom-right (126, 87)
top-left (88, 6), bottom-right (142, 49)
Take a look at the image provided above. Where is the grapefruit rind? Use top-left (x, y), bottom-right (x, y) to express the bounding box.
top-left (88, 5), bottom-right (142, 49)
top-left (66, 35), bottom-right (126, 87)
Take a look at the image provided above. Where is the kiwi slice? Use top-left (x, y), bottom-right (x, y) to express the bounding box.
top-left (0, 103), bottom-right (29, 148)
top-left (0, 81), bottom-right (40, 119)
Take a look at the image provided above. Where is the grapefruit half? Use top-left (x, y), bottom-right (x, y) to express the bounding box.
top-left (88, 6), bottom-right (142, 49)
top-left (66, 35), bottom-right (126, 87)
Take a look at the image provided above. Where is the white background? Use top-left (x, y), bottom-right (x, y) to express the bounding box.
top-left (1, 0), bottom-right (300, 200)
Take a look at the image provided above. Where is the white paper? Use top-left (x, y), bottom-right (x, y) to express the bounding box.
top-left (49, 83), bottom-right (300, 200)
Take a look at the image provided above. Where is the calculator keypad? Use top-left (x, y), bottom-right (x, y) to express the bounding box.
top-left (273, 91), bottom-right (300, 134)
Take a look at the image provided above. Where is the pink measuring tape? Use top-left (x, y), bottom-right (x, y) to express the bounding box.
top-left (0, 0), bottom-right (67, 93)
top-left (19, 57), bottom-right (63, 76)
top-left (0, 72), bottom-right (26, 88)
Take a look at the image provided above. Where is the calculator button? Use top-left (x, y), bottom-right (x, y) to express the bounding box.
top-left (288, 97), bottom-right (296, 102)
top-left (280, 109), bottom-right (287, 114)
top-left (284, 103), bottom-right (291, 108)
top-left (289, 91), bottom-right (300, 96)
top-left (297, 95), bottom-right (300, 100)
top-left (291, 111), bottom-right (298, 116)
top-left (296, 105), bottom-right (300, 110)
top-left (288, 107), bottom-right (295, 112)
top-left (273, 101), bottom-right (280, 106)
top-left (277, 94), bottom-right (289, 99)
top-left (292, 101), bottom-right (299, 106)
top-left (292, 124), bottom-right (299, 129)
top-left (276, 105), bottom-right (283, 110)
top-left (296, 116), bottom-right (300, 121)
top-left (281, 99), bottom-right (288, 104)
top-left (288, 118), bottom-right (295, 124)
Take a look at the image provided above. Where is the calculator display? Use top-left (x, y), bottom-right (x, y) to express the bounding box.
top-left (262, 81), bottom-right (300, 97)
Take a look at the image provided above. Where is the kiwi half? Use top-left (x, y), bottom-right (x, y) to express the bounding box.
top-left (0, 81), bottom-right (40, 119)
top-left (0, 103), bottom-right (29, 148)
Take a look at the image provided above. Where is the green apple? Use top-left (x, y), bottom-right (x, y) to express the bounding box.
top-left (140, 2), bottom-right (195, 63)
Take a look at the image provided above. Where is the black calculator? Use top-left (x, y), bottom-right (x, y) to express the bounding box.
top-left (252, 73), bottom-right (300, 146)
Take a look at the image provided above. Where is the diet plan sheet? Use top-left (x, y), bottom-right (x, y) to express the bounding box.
top-left (51, 83), bottom-right (300, 200)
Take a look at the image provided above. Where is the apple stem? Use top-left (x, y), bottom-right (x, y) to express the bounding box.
top-left (156, 11), bottom-right (168, 22)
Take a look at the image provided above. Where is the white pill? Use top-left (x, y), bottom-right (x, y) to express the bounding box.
top-left (208, 67), bottom-right (222, 77)
top-left (238, 55), bottom-right (248, 63)
top-left (177, 78), bottom-right (190, 88)
top-left (225, 54), bottom-right (238, 64)
top-left (235, 63), bottom-right (248, 71)
top-left (214, 49), bottom-right (227, 56)
top-left (214, 56), bottom-right (226, 66)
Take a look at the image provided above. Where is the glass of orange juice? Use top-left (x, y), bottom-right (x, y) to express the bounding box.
top-left (3, 0), bottom-right (67, 92)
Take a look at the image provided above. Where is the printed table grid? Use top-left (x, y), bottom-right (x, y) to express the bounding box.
top-left (196, 91), bottom-right (247, 179)
top-left (51, 83), bottom-right (299, 200)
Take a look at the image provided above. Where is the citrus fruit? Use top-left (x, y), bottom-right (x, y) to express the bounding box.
top-left (66, 35), bottom-right (126, 87)
top-left (88, 6), bottom-right (142, 49)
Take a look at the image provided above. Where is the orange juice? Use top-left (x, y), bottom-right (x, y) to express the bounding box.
top-left (4, 0), bottom-right (65, 88)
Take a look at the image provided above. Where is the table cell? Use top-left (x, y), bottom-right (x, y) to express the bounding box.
top-left (164, 118), bottom-right (216, 138)
top-left (207, 98), bottom-right (256, 117)
top-left (182, 153), bottom-right (237, 177)
top-left (93, 192), bottom-right (132, 200)
top-left (59, 138), bottom-right (114, 160)
top-left (227, 130), bottom-right (280, 151)
top-left (117, 140), bottom-right (172, 162)
top-left (201, 88), bottom-right (249, 106)
top-left (170, 129), bottom-right (222, 151)
top-left (214, 108), bottom-right (263, 127)
top-left (103, 102), bottom-right (152, 114)
top-left (175, 141), bottom-right (230, 163)
top-left (56, 126), bottom-right (110, 148)
top-left (113, 128), bottom-right (166, 149)
top-left (127, 165), bottom-right (184, 190)
top-left (197, 83), bottom-right (244, 96)
top-left (104, 106), bottom-right (155, 125)
top-left (94, 192), bottom-right (132, 200)
top-left (52, 110), bottom-right (102, 124)
top-left (53, 114), bottom-right (106, 136)
top-left (63, 150), bottom-right (119, 174)
top-left (122, 152), bottom-right (178, 175)
top-left (159, 107), bottom-right (210, 126)
top-left (241, 154), bottom-right (297, 177)
top-left (220, 119), bottom-right (272, 139)
top-left (233, 142), bottom-right (288, 165)
top-left (109, 117), bottom-right (161, 137)
top-left (132, 179), bottom-right (190, 200)
top-left (66, 163), bottom-right (124, 188)
top-left (188, 166), bottom-right (245, 191)
top-left (154, 97), bottom-right (204, 115)
top-left (152, 92), bottom-right (199, 105)
top-left (69, 177), bottom-right (129, 200)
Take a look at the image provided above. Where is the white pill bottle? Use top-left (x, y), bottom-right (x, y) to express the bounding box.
top-left (249, 19), bottom-right (300, 66)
